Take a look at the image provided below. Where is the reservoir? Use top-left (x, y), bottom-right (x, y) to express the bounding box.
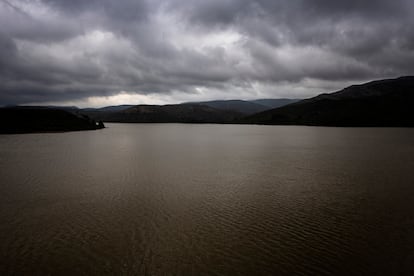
top-left (1, 124), bottom-right (414, 275)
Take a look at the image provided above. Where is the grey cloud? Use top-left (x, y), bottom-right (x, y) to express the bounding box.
top-left (0, 1), bottom-right (81, 43)
top-left (171, 0), bottom-right (414, 78)
top-left (0, 0), bottom-right (413, 105)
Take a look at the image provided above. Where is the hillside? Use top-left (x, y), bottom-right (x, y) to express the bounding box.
top-left (80, 98), bottom-right (299, 123)
top-left (183, 100), bottom-right (269, 115)
top-left (0, 107), bottom-right (105, 134)
top-left (83, 104), bottom-right (242, 123)
top-left (184, 99), bottom-right (299, 115)
top-left (83, 105), bottom-right (134, 112)
top-left (249, 99), bottom-right (300, 108)
top-left (242, 76), bottom-right (414, 127)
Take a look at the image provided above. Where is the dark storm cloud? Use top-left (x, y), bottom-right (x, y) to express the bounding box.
top-left (0, 0), bottom-right (413, 106)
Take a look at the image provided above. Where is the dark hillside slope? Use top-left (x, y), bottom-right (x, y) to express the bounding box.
top-left (84, 104), bottom-right (242, 123)
top-left (183, 100), bottom-right (269, 115)
top-left (184, 99), bottom-right (300, 115)
top-left (242, 76), bottom-right (414, 127)
top-left (250, 99), bottom-right (300, 108)
top-left (0, 107), bottom-right (104, 134)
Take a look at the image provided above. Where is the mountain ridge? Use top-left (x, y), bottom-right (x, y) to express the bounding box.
top-left (182, 99), bottom-right (300, 115)
top-left (241, 76), bottom-right (414, 127)
top-left (80, 99), bottom-right (299, 123)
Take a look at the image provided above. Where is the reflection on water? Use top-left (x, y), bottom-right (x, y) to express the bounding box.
top-left (1, 124), bottom-right (414, 275)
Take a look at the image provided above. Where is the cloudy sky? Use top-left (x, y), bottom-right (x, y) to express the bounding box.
top-left (1, 0), bottom-right (413, 107)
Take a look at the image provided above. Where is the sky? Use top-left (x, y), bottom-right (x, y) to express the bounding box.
top-left (0, 0), bottom-right (413, 107)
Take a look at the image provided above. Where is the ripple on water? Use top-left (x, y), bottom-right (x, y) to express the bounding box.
top-left (1, 124), bottom-right (414, 275)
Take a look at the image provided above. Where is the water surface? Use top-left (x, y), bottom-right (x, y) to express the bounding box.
top-left (1, 124), bottom-right (414, 275)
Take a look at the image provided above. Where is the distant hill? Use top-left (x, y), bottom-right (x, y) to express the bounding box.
top-left (79, 99), bottom-right (298, 123)
top-left (0, 107), bottom-right (104, 134)
top-left (182, 99), bottom-right (299, 115)
top-left (242, 76), bottom-right (414, 127)
top-left (249, 99), bottom-right (300, 108)
top-left (83, 105), bottom-right (135, 112)
top-left (83, 104), bottom-right (242, 123)
top-left (183, 100), bottom-right (268, 115)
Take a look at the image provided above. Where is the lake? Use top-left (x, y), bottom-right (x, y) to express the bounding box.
top-left (1, 123), bottom-right (414, 275)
